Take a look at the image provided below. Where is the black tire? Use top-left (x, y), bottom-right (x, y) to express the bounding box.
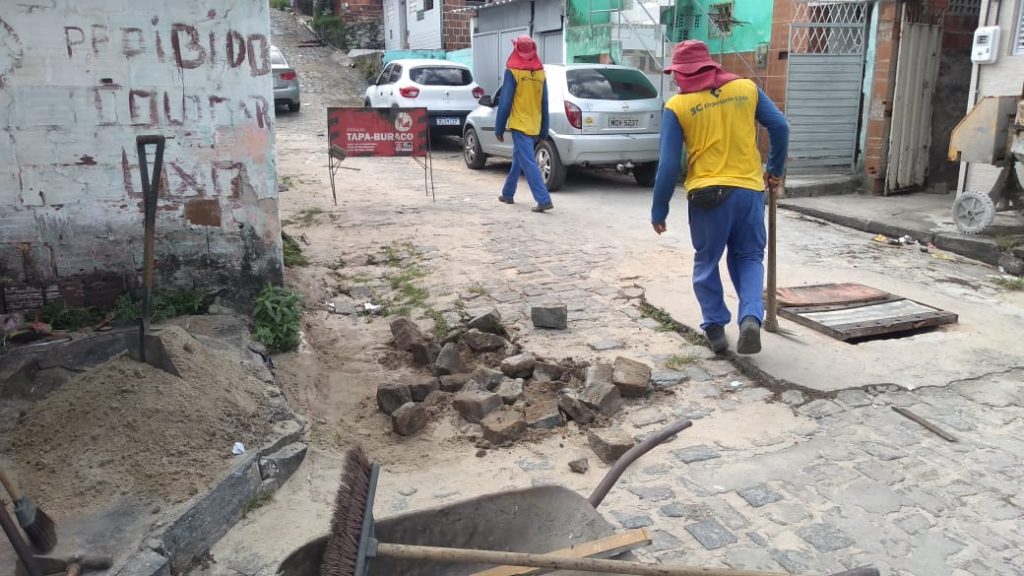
top-left (535, 140), bottom-right (566, 191)
top-left (463, 127), bottom-right (487, 169)
top-left (288, 101), bottom-right (300, 112)
top-left (633, 162), bottom-right (657, 187)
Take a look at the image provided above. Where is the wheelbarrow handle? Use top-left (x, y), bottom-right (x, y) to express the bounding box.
top-left (589, 418), bottom-right (693, 508)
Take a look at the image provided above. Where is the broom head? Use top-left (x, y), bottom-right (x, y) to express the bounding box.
top-left (14, 497), bottom-right (57, 554)
top-left (320, 446), bottom-right (377, 576)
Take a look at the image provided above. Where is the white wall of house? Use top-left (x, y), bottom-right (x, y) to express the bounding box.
top-left (406, 0), bottom-right (443, 49)
top-left (960, 0), bottom-right (1024, 194)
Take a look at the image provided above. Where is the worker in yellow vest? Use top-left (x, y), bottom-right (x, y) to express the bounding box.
top-left (651, 40), bottom-right (789, 355)
top-left (495, 35), bottom-right (554, 213)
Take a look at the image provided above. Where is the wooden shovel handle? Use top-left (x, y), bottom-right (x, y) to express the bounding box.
top-left (378, 542), bottom-right (789, 576)
top-left (0, 469), bottom-right (23, 501)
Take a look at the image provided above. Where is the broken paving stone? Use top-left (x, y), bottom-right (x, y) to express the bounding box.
top-left (648, 530), bottom-right (682, 553)
top-left (737, 485), bottom-right (784, 508)
top-left (501, 352), bottom-right (536, 379)
top-left (860, 441), bottom-right (908, 461)
top-left (611, 511), bottom-right (654, 529)
top-left (390, 318), bottom-right (426, 351)
top-left (569, 458), bottom-right (589, 474)
top-left (672, 444), bottom-right (721, 464)
top-left (579, 381), bottom-right (623, 415)
top-left (496, 378), bottom-right (525, 404)
top-left (528, 406), bottom-right (563, 429)
top-left (651, 369), bottom-right (688, 387)
top-left (797, 399), bottom-right (845, 419)
top-left (683, 366), bottom-right (712, 382)
top-left (392, 402), bottom-right (429, 436)
top-left (463, 329), bottom-right (510, 352)
top-left (781, 390), bottom-right (806, 406)
top-left (469, 367), bottom-right (505, 391)
top-left (453, 390), bottom-right (503, 424)
top-left (587, 428), bottom-right (635, 464)
top-left (796, 523), bottom-right (855, 553)
top-left (439, 374), bottom-right (472, 393)
top-left (588, 337), bottom-right (625, 351)
top-left (468, 308), bottom-right (506, 336)
top-left (685, 519), bottom-right (738, 550)
top-left (376, 383), bottom-right (412, 415)
top-left (836, 389), bottom-right (873, 408)
top-left (408, 378), bottom-right (440, 402)
top-left (434, 342), bottom-right (462, 376)
top-left (533, 361), bottom-right (564, 382)
top-left (410, 340), bottom-right (442, 366)
top-left (659, 502), bottom-right (712, 520)
top-left (626, 485), bottom-right (675, 502)
top-left (558, 394), bottom-right (596, 424)
top-left (481, 410), bottom-right (527, 444)
top-left (585, 363), bottom-right (614, 386)
top-left (612, 356), bottom-right (652, 398)
top-left (531, 305), bottom-right (568, 329)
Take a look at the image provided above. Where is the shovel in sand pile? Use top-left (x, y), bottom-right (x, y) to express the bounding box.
top-left (123, 135), bottom-right (180, 377)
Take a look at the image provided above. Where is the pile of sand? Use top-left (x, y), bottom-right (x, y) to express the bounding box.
top-left (3, 326), bottom-right (273, 516)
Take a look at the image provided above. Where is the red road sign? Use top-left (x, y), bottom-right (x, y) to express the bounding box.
top-left (327, 107), bottom-right (429, 158)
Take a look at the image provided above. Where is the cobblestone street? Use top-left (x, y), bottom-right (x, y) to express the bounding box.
top-left (191, 11), bottom-right (1024, 576)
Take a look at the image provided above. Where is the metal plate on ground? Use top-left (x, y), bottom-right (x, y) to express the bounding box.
top-left (777, 286), bottom-right (958, 341)
top-left (775, 283), bottom-right (890, 307)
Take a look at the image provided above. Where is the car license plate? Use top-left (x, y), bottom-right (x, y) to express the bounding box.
top-left (609, 116), bottom-right (640, 129)
top-left (435, 117), bottom-right (460, 126)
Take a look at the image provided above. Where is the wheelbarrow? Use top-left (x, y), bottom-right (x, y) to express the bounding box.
top-left (278, 419), bottom-right (879, 576)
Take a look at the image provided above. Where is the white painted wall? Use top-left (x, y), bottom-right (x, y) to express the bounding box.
top-left (406, 0), bottom-right (443, 49)
top-left (0, 0), bottom-right (280, 311)
top-left (960, 0), bottom-right (1024, 194)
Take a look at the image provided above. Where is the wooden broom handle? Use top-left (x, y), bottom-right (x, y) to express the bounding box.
top-left (0, 469), bottom-right (23, 501)
top-left (377, 542), bottom-right (788, 576)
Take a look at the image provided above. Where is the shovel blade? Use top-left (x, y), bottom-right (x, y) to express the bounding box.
top-left (124, 332), bottom-right (181, 377)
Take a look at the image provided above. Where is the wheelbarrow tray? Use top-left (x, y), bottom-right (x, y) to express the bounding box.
top-left (278, 485), bottom-right (635, 576)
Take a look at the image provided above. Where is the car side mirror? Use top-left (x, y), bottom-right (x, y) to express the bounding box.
top-left (478, 95), bottom-right (493, 107)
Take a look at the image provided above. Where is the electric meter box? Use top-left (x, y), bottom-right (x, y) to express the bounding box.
top-left (972, 26), bottom-right (1000, 64)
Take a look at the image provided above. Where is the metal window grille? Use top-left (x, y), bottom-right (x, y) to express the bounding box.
top-left (1015, 1), bottom-right (1024, 55)
top-left (948, 0), bottom-right (980, 16)
top-left (790, 1), bottom-right (867, 56)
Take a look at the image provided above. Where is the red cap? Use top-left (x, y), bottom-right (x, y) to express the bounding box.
top-left (663, 40), bottom-right (721, 76)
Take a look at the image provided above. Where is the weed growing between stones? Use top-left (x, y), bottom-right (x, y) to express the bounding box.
top-left (282, 233), bottom-right (309, 268)
top-left (665, 352), bottom-right (701, 370)
top-left (252, 285), bottom-right (303, 353)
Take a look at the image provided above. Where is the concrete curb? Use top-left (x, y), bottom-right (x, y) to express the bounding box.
top-left (782, 174), bottom-right (862, 199)
top-left (778, 202), bottom-right (1003, 266)
top-left (116, 419), bottom-right (308, 576)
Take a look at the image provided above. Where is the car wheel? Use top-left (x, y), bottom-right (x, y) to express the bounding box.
top-left (288, 101), bottom-right (300, 112)
top-left (463, 127), bottom-right (487, 169)
top-left (535, 140), bottom-right (566, 192)
top-left (633, 162), bottom-right (657, 187)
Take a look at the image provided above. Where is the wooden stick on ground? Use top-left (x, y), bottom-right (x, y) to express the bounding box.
top-left (892, 407), bottom-right (959, 442)
top-left (471, 529), bottom-right (652, 576)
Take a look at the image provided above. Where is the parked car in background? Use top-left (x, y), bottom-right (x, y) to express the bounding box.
top-left (463, 64), bottom-right (663, 191)
top-left (271, 45), bottom-right (301, 112)
top-left (364, 59), bottom-right (484, 135)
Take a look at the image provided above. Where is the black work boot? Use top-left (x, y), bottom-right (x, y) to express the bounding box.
top-left (737, 316), bottom-right (762, 354)
top-left (498, 195), bottom-right (514, 204)
top-left (704, 324), bottom-right (728, 354)
top-left (531, 202), bottom-right (554, 213)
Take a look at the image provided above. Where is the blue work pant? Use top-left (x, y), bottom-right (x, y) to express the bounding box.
top-left (501, 131), bottom-right (552, 205)
top-left (687, 188), bottom-right (766, 330)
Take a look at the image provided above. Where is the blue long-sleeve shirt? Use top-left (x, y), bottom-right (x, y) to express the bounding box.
top-left (495, 69), bottom-right (550, 139)
top-left (651, 86), bottom-right (789, 225)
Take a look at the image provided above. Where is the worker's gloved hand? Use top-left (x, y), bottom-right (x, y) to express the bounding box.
top-left (652, 222), bottom-right (667, 235)
top-left (764, 173), bottom-right (783, 195)
top-left (496, 133), bottom-right (505, 143)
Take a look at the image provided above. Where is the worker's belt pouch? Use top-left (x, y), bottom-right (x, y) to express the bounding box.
top-left (688, 186), bottom-right (733, 209)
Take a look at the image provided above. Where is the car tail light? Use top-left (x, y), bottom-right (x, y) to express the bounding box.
top-left (279, 71), bottom-right (297, 81)
top-left (565, 101), bottom-right (582, 129)
top-left (399, 86), bottom-right (420, 98)
top-left (472, 87), bottom-right (485, 99)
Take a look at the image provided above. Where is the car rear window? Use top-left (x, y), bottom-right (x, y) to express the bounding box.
top-left (270, 50), bottom-right (287, 66)
top-left (410, 66), bottom-right (472, 86)
top-left (566, 68), bottom-right (658, 100)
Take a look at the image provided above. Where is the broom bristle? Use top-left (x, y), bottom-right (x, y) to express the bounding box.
top-left (15, 498), bottom-right (57, 554)
top-left (320, 445), bottom-right (373, 576)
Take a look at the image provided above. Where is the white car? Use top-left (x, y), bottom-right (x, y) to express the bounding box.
top-left (463, 64), bottom-right (663, 191)
top-left (364, 59), bottom-right (484, 135)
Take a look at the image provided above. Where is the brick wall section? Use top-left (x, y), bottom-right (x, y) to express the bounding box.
top-left (443, 0), bottom-right (472, 50)
top-left (862, 0), bottom-right (902, 193)
top-left (0, 0), bottom-right (282, 313)
top-left (336, 0), bottom-right (383, 25)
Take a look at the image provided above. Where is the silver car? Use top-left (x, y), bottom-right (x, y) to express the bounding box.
top-left (271, 45), bottom-right (300, 112)
top-left (463, 64), bottom-right (662, 190)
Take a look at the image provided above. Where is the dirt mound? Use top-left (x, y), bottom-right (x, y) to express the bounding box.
top-left (3, 326), bottom-right (273, 516)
